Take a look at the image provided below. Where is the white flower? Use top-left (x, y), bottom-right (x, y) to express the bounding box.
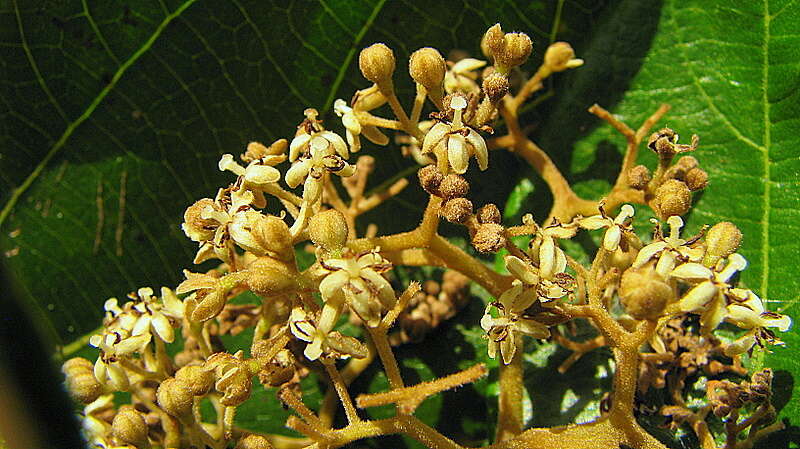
top-left (444, 58), bottom-right (486, 94)
top-left (285, 135), bottom-right (356, 204)
top-left (89, 329), bottom-right (151, 391)
top-left (525, 217), bottom-right (578, 281)
top-left (723, 289), bottom-right (791, 356)
top-left (333, 99), bottom-right (389, 153)
top-left (218, 153), bottom-right (283, 189)
top-left (579, 204), bottom-right (635, 252)
top-left (289, 306), bottom-right (367, 361)
top-left (421, 95), bottom-right (488, 174)
top-left (481, 280), bottom-right (550, 364)
top-left (670, 253), bottom-right (748, 334)
top-left (319, 251), bottom-right (395, 327)
top-left (289, 109), bottom-right (349, 162)
top-left (633, 216), bottom-right (704, 277)
top-left (183, 186), bottom-right (256, 264)
top-left (129, 287), bottom-right (184, 343)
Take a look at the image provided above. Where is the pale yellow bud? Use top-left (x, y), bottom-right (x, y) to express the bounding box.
top-left (482, 24), bottom-right (532, 72)
top-left (418, 165), bottom-right (443, 195)
top-left (409, 47), bottom-right (446, 90)
top-left (653, 179), bottom-right (692, 219)
top-left (175, 365), bottom-right (215, 396)
top-left (438, 174), bottom-right (470, 200)
top-left (704, 222), bottom-right (743, 267)
top-left (482, 73), bottom-right (509, 104)
top-left (628, 165), bottom-right (652, 190)
top-left (544, 42), bottom-right (583, 72)
top-left (112, 405), bottom-right (149, 448)
top-left (308, 209), bottom-right (349, 251)
top-left (685, 167), bottom-right (708, 191)
top-left (62, 357), bottom-right (103, 404)
top-left (245, 257), bottom-right (297, 298)
top-left (235, 434), bottom-right (275, 449)
top-left (156, 377), bottom-right (194, 418)
top-left (619, 266), bottom-right (673, 320)
top-left (359, 43), bottom-right (396, 88)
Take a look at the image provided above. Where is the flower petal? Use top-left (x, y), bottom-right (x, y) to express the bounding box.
top-left (466, 129), bottom-right (488, 171)
top-left (505, 255), bottom-right (538, 285)
top-left (289, 134), bottom-right (311, 162)
top-left (679, 281), bottom-right (717, 312)
top-left (671, 263), bottom-right (713, 282)
top-left (447, 134), bottom-right (469, 174)
top-left (244, 164), bottom-right (281, 186)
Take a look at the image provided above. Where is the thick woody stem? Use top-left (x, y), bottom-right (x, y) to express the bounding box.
top-left (495, 334), bottom-right (524, 442)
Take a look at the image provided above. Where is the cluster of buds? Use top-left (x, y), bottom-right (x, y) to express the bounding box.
top-left (627, 128), bottom-right (707, 219)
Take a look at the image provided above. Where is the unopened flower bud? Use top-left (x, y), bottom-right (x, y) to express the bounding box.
top-left (236, 434), bottom-right (275, 449)
top-left (359, 43), bottom-right (395, 88)
top-left (619, 267), bottom-right (673, 320)
top-left (628, 165), bottom-right (652, 190)
top-left (438, 174), bottom-right (469, 199)
top-left (157, 377), bottom-right (194, 418)
top-left (182, 198), bottom-right (219, 242)
top-left (207, 352), bottom-right (253, 406)
top-left (685, 167), bottom-right (708, 191)
top-left (409, 47), bottom-right (446, 90)
top-left (175, 365), bottom-right (215, 396)
top-left (440, 198), bottom-right (473, 223)
top-left (472, 223), bottom-right (506, 253)
top-left (308, 209), bottom-right (348, 251)
top-left (418, 165), bottom-right (443, 195)
top-left (653, 179), bottom-right (692, 219)
top-left (482, 73), bottom-right (509, 104)
top-left (476, 203), bottom-right (501, 224)
top-left (62, 357), bottom-right (103, 404)
top-left (544, 42), bottom-right (583, 72)
top-left (482, 24), bottom-right (532, 72)
top-left (230, 212), bottom-right (293, 260)
top-left (112, 405), bottom-right (149, 448)
top-left (245, 257), bottom-right (297, 298)
top-left (675, 155), bottom-right (698, 170)
top-left (704, 221), bottom-right (742, 267)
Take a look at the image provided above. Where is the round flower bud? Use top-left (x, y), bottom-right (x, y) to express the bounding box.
top-left (157, 377), bottom-right (194, 418)
top-left (482, 24), bottom-right (532, 72)
top-left (245, 257), bottom-right (297, 298)
top-left (653, 179), bottom-right (692, 219)
top-left (627, 165), bottom-right (652, 190)
top-left (544, 42), bottom-right (582, 72)
top-left (182, 198), bottom-right (219, 242)
top-left (703, 221), bottom-right (742, 267)
top-left (675, 155), bottom-right (699, 170)
top-left (472, 223), bottom-right (506, 253)
top-left (359, 43), bottom-right (396, 86)
top-left (175, 365), bottom-right (214, 396)
top-left (62, 357), bottom-right (103, 404)
top-left (438, 174), bottom-right (469, 199)
top-left (409, 47), bottom-right (446, 90)
top-left (235, 434), bottom-right (275, 449)
top-left (440, 198), bottom-right (473, 223)
top-left (308, 209), bottom-right (348, 251)
top-left (685, 167), bottom-right (708, 191)
top-left (619, 267), bottom-right (673, 320)
top-left (482, 73), bottom-right (509, 104)
top-left (418, 165), bottom-right (443, 195)
top-left (112, 405), bottom-right (149, 447)
top-left (476, 203), bottom-right (501, 224)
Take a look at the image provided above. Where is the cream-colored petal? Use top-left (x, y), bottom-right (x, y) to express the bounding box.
top-left (448, 134), bottom-right (469, 174)
top-left (93, 359), bottom-right (107, 385)
top-left (421, 123), bottom-right (449, 154)
top-left (765, 314), bottom-right (792, 332)
top-left (452, 58), bottom-right (487, 73)
top-left (654, 251), bottom-right (677, 278)
top-left (679, 281), bottom-right (717, 312)
top-left (616, 204), bottom-right (635, 223)
top-left (116, 334), bottom-right (151, 355)
top-left (466, 129), bottom-right (488, 171)
top-left (546, 225), bottom-right (578, 239)
top-left (285, 159), bottom-right (311, 188)
top-left (633, 242), bottom-right (667, 269)
top-left (152, 313), bottom-right (174, 343)
top-left (318, 298), bottom-right (343, 334)
top-left (497, 282), bottom-right (524, 310)
top-left (515, 318), bottom-right (550, 339)
top-left (160, 287), bottom-right (184, 319)
top-left (486, 340), bottom-right (498, 360)
top-left (603, 226), bottom-right (622, 251)
top-left (361, 124), bottom-right (389, 146)
top-left (671, 263), bottom-right (713, 282)
top-left (719, 253), bottom-right (748, 282)
top-left (319, 270), bottom-right (349, 303)
top-left (505, 255), bottom-right (538, 285)
top-left (244, 164), bottom-right (281, 186)
top-left (500, 335), bottom-right (516, 365)
top-left (303, 176), bottom-right (322, 204)
top-left (700, 298), bottom-right (727, 334)
top-left (289, 134), bottom-right (311, 162)
top-left (107, 363), bottom-right (130, 391)
top-left (304, 336), bottom-right (324, 361)
top-left (132, 315), bottom-right (151, 338)
top-left (192, 242), bottom-right (217, 265)
top-left (321, 131), bottom-right (349, 159)
top-left (539, 238), bottom-right (557, 279)
top-left (578, 215), bottom-right (609, 230)
top-left (361, 268), bottom-right (396, 309)
top-left (724, 332), bottom-right (756, 356)
top-left (726, 304), bottom-right (762, 328)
